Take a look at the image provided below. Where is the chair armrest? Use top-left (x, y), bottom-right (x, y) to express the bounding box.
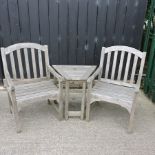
top-left (47, 65), bottom-right (65, 82)
top-left (87, 67), bottom-right (102, 83)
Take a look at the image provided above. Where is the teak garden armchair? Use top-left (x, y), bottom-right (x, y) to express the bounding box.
top-left (86, 46), bottom-right (146, 132)
top-left (1, 43), bottom-right (64, 133)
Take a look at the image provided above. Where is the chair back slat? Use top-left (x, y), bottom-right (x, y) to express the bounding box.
top-left (38, 50), bottom-right (43, 77)
top-left (117, 50), bottom-right (125, 80)
top-left (31, 48), bottom-right (37, 78)
top-left (137, 52), bottom-right (146, 87)
top-left (99, 46), bottom-right (146, 89)
top-left (17, 49), bottom-right (24, 79)
top-left (123, 52), bottom-right (131, 82)
top-left (105, 52), bottom-right (111, 79)
top-left (111, 50), bottom-right (118, 80)
top-left (10, 52), bottom-right (17, 79)
top-left (130, 55), bottom-right (138, 83)
top-left (24, 48), bottom-right (31, 78)
top-left (1, 43), bottom-right (49, 80)
top-left (44, 45), bottom-right (50, 78)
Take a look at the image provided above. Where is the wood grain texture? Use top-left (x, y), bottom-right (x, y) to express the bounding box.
top-left (1, 43), bottom-right (64, 133)
top-left (86, 46), bottom-right (146, 132)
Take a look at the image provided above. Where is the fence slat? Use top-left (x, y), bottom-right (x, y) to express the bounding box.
top-left (59, 0), bottom-right (68, 64)
top-left (76, 0), bottom-right (87, 65)
top-left (86, 0), bottom-right (97, 65)
top-left (49, 0), bottom-right (59, 64)
top-left (7, 0), bottom-right (20, 42)
top-left (28, 0), bottom-right (40, 43)
top-left (68, 0), bottom-right (78, 64)
top-left (18, 0), bottom-right (31, 41)
top-left (39, 0), bottom-right (49, 45)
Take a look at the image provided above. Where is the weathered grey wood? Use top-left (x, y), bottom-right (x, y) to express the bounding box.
top-left (105, 52), bottom-right (111, 79)
top-left (123, 52), bottom-right (131, 82)
top-left (117, 50), bottom-right (125, 80)
top-left (130, 55), bottom-right (138, 83)
top-left (31, 48), bottom-right (37, 78)
top-left (111, 50), bottom-right (118, 80)
top-left (53, 65), bottom-right (96, 120)
top-left (81, 82), bottom-right (86, 120)
top-left (1, 43), bottom-right (64, 133)
top-left (128, 93), bottom-right (138, 133)
top-left (86, 46), bottom-right (146, 132)
top-left (24, 48), bottom-right (31, 78)
top-left (10, 52), bottom-right (17, 79)
top-left (38, 50), bottom-right (43, 77)
top-left (17, 49), bottom-right (24, 79)
top-left (65, 81), bottom-right (69, 120)
top-left (53, 65), bottom-right (96, 81)
top-left (137, 52), bottom-right (146, 88)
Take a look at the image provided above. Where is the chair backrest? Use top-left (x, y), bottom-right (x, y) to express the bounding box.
top-left (1, 43), bottom-right (50, 80)
top-left (99, 46), bottom-right (146, 89)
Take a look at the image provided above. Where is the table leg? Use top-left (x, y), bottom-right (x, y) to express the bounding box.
top-left (65, 81), bottom-right (69, 120)
top-left (81, 82), bottom-right (86, 120)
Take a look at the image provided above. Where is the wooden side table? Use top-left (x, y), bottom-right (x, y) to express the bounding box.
top-left (52, 65), bottom-right (96, 120)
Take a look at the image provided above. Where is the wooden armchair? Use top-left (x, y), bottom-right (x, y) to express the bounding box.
top-left (1, 43), bottom-right (64, 133)
top-left (86, 46), bottom-right (146, 132)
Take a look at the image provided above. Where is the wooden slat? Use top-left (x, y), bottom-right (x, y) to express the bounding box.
top-left (124, 52), bottom-right (131, 82)
top-left (130, 55), bottom-right (138, 83)
top-left (117, 50), bottom-right (125, 80)
top-left (28, 0), bottom-right (40, 42)
top-left (18, 0), bottom-right (31, 41)
top-left (38, 50), bottom-right (43, 77)
top-left (7, 0), bottom-right (20, 42)
top-left (105, 52), bottom-right (111, 79)
top-left (10, 52), bottom-right (17, 79)
top-left (49, 0), bottom-right (59, 64)
top-left (59, 0), bottom-right (68, 64)
top-left (76, 0), bottom-right (87, 64)
top-left (24, 48), bottom-right (30, 78)
top-left (95, 0), bottom-right (107, 65)
top-left (111, 50), bottom-right (118, 80)
top-left (38, 0), bottom-right (49, 44)
top-left (17, 49), bottom-right (24, 79)
top-left (68, 0), bottom-right (78, 64)
top-left (137, 52), bottom-right (146, 87)
top-left (86, 0), bottom-right (97, 65)
top-left (31, 48), bottom-right (37, 78)
top-left (105, 0), bottom-right (117, 46)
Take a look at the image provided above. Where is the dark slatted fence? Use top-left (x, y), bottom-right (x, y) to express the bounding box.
top-left (0, 0), bottom-right (147, 82)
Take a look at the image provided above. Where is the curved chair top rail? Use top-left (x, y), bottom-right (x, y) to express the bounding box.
top-left (2, 43), bottom-right (48, 55)
top-left (103, 46), bottom-right (145, 58)
top-left (99, 45), bottom-right (146, 89)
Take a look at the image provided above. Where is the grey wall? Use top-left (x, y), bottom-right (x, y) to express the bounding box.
top-left (0, 0), bottom-right (147, 82)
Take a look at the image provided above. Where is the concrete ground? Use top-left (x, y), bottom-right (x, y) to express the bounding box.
top-left (0, 88), bottom-right (155, 155)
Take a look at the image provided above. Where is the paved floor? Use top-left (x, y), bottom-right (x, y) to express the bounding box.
top-left (0, 88), bottom-right (155, 155)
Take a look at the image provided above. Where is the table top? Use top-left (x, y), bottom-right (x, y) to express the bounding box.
top-left (52, 65), bottom-right (96, 81)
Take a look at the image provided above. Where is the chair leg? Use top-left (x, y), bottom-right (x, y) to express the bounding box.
top-left (86, 102), bottom-right (90, 121)
top-left (7, 93), bottom-right (13, 114)
top-left (12, 100), bottom-right (21, 133)
top-left (58, 100), bottom-right (64, 120)
top-left (128, 94), bottom-right (138, 133)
